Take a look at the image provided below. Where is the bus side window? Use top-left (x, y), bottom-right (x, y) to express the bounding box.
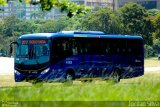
top-left (72, 47), bottom-right (78, 55)
top-left (105, 40), bottom-right (112, 54)
top-left (128, 48), bottom-right (132, 54)
top-left (62, 38), bottom-right (74, 57)
top-left (105, 45), bottom-right (110, 54)
top-left (121, 40), bottom-right (127, 55)
top-left (77, 38), bottom-right (88, 55)
top-left (126, 40), bottom-right (132, 55)
top-left (71, 39), bottom-right (78, 55)
top-left (110, 39), bottom-right (116, 54)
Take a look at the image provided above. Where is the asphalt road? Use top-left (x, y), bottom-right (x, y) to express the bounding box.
top-left (0, 57), bottom-right (160, 75)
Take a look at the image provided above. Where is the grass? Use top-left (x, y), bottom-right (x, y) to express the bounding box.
top-left (0, 72), bottom-right (159, 101)
top-left (144, 57), bottom-right (160, 67)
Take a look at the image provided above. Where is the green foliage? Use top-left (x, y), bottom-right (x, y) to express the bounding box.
top-left (0, 36), bottom-right (5, 51)
top-left (0, 19), bottom-right (4, 34)
top-left (0, 0), bottom-right (6, 5)
top-left (109, 12), bottom-right (124, 34)
top-left (2, 16), bottom-right (20, 36)
top-left (153, 39), bottom-right (160, 54)
top-left (64, 16), bottom-right (83, 30)
top-left (53, 17), bottom-right (69, 32)
top-left (34, 19), bottom-right (46, 24)
top-left (36, 17), bottom-right (68, 33)
top-left (16, 20), bottom-right (38, 34)
top-left (152, 13), bottom-right (160, 39)
top-left (1, 16), bottom-right (38, 36)
top-left (82, 8), bottom-right (120, 34)
top-left (36, 20), bottom-right (56, 33)
top-left (119, 2), bottom-right (147, 34)
top-left (147, 9), bottom-right (160, 16)
top-left (144, 45), bottom-right (155, 58)
top-left (119, 2), bottom-right (154, 45)
top-left (30, 10), bottom-right (48, 19)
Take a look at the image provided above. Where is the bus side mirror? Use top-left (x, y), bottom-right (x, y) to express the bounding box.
top-left (10, 45), bottom-right (13, 55)
top-left (9, 41), bottom-right (19, 57)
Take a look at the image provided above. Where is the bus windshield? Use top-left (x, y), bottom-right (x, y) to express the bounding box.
top-left (15, 39), bottom-right (50, 65)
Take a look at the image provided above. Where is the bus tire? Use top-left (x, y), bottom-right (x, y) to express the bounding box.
top-left (112, 69), bottom-right (121, 83)
top-left (65, 70), bottom-right (75, 81)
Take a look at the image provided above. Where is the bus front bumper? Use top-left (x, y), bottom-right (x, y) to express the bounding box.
top-left (14, 69), bottom-right (66, 82)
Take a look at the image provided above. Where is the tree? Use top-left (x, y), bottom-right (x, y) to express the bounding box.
top-left (0, 0), bottom-right (6, 5)
top-left (0, 0), bottom-right (91, 18)
top-left (119, 2), bottom-right (147, 34)
top-left (36, 20), bottom-right (54, 33)
top-left (147, 10), bottom-right (160, 41)
top-left (144, 44), bottom-right (155, 57)
top-left (0, 34), bottom-right (6, 53)
top-left (36, 20), bottom-right (56, 32)
top-left (15, 19), bottom-right (38, 35)
top-left (2, 16), bottom-right (21, 36)
top-left (0, 19), bottom-right (4, 35)
top-left (81, 8), bottom-right (123, 34)
top-left (53, 17), bottom-right (69, 31)
top-left (147, 9), bottom-right (160, 16)
top-left (109, 12), bottom-right (124, 34)
top-left (34, 18), bottom-right (46, 24)
top-left (1, 16), bottom-right (38, 37)
top-left (82, 8), bottom-right (112, 33)
top-left (119, 2), bottom-right (153, 45)
top-left (30, 10), bottom-right (48, 19)
top-left (153, 39), bottom-right (160, 54)
top-left (64, 15), bottom-right (83, 30)
top-left (152, 13), bottom-right (160, 39)
top-left (36, 17), bottom-right (69, 32)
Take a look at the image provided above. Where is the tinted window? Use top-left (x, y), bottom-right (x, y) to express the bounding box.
top-left (52, 37), bottom-right (143, 57)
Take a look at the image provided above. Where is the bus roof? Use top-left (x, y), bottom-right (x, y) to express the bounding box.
top-left (19, 31), bottom-right (143, 40)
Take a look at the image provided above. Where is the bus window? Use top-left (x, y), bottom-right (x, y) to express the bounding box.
top-left (16, 44), bottom-right (29, 57)
top-left (128, 40), bottom-right (143, 55)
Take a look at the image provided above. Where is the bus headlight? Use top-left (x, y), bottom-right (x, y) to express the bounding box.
top-left (41, 68), bottom-right (50, 74)
top-left (15, 70), bottom-right (20, 75)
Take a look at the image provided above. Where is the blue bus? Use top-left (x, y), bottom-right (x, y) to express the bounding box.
top-left (10, 31), bottom-right (144, 82)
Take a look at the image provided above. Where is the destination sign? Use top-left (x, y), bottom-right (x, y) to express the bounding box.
top-left (22, 40), bottom-right (47, 44)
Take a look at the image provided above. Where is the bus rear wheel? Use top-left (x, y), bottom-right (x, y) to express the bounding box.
top-left (112, 69), bottom-right (121, 83)
top-left (66, 73), bottom-right (74, 81)
top-left (65, 70), bottom-right (75, 83)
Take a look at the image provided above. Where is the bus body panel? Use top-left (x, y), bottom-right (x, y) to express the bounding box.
top-left (13, 31), bottom-right (144, 82)
top-left (14, 54), bottom-right (144, 82)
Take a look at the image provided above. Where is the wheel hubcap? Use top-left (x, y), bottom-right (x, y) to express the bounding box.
top-left (66, 74), bottom-right (73, 81)
top-left (113, 71), bottom-right (119, 82)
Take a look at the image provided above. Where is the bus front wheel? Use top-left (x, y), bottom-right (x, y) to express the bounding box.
top-left (112, 69), bottom-right (121, 83)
